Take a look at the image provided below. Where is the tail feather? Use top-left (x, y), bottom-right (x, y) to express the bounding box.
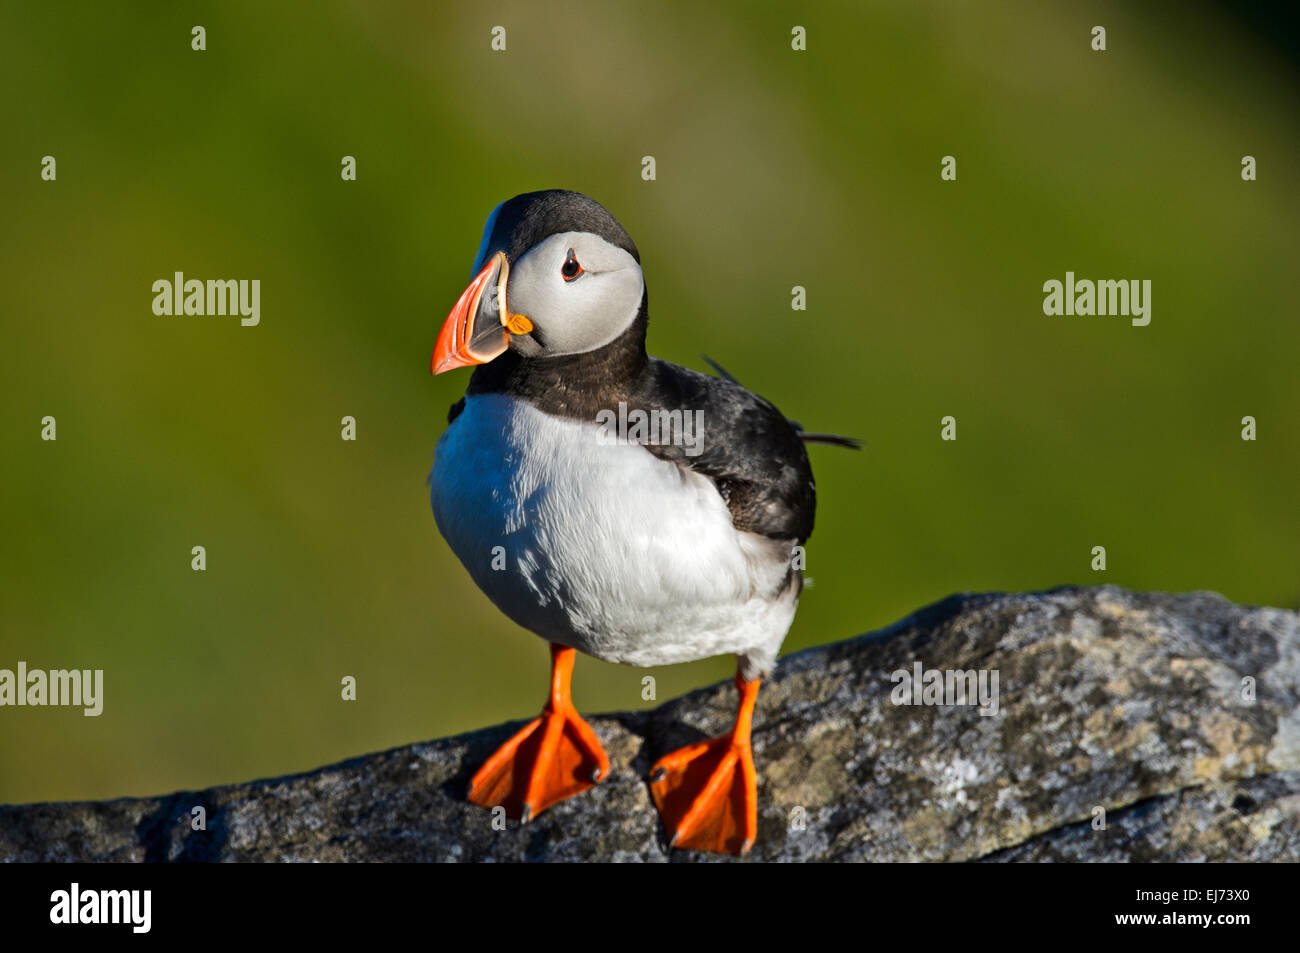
top-left (700, 353), bottom-right (742, 385)
top-left (700, 354), bottom-right (862, 451)
top-left (797, 431), bottom-right (862, 450)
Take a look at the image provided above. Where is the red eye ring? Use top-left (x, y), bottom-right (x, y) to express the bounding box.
top-left (561, 249), bottom-right (583, 281)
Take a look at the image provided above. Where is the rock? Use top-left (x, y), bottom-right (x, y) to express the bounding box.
top-left (2, 586), bottom-right (1297, 862)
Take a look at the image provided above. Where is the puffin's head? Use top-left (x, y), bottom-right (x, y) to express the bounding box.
top-left (432, 190), bottom-right (646, 374)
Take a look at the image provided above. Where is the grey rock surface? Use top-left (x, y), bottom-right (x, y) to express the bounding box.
top-left (2, 586), bottom-right (1297, 862)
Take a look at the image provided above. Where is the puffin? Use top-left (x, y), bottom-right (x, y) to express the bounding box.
top-left (429, 190), bottom-right (854, 855)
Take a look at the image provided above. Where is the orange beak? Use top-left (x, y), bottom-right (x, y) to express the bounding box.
top-left (432, 251), bottom-right (532, 375)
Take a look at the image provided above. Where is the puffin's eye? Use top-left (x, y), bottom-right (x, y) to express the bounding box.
top-left (561, 249), bottom-right (583, 281)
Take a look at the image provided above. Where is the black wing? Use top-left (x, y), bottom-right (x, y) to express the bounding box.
top-left (702, 354), bottom-right (862, 450)
top-left (634, 359), bottom-right (816, 543)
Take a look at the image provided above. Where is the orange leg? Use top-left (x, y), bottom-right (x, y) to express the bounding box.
top-left (649, 668), bottom-right (760, 855)
top-left (468, 643), bottom-right (610, 822)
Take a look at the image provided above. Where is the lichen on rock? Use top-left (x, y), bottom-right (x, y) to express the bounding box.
top-left (1, 586), bottom-right (1296, 862)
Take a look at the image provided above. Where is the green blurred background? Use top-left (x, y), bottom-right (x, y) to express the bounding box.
top-left (2, 1), bottom-right (1297, 805)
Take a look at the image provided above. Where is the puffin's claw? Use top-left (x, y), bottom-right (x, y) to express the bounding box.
top-left (467, 645), bottom-right (609, 823)
top-left (649, 673), bottom-right (762, 855)
top-left (468, 705), bottom-right (608, 821)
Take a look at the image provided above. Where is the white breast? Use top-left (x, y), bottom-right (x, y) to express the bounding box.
top-left (430, 393), bottom-right (797, 676)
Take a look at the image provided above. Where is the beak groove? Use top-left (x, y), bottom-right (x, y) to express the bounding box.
top-left (432, 251), bottom-right (513, 375)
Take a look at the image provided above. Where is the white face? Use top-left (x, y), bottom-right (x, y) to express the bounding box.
top-left (504, 231), bottom-right (645, 358)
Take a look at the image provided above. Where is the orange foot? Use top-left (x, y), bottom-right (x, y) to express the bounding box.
top-left (468, 644), bottom-right (609, 821)
top-left (650, 671), bottom-right (760, 855)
